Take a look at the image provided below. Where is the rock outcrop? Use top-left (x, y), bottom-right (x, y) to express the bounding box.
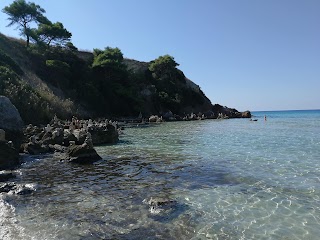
top-left (64, 144), bottom-right (102, 164)
top-left (149, 115), bottom-right (162, 123)
top-left (22, 117), bottom-right (119, 155)
top-left (61, 131), bottom-right (102, 164)
top-left (241, 111), bottom-right (252, 118)
top-left (0, 96), bottom-right (24, 130)
top-left (0, 96), bottom-right (24, 148)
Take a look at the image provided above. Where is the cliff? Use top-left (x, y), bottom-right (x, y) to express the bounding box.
top-left (0, 33), bottom-right (249, 124)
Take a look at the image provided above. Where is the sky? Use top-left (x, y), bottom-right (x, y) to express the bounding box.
top-left (0, 0), bottom-right (319, 111)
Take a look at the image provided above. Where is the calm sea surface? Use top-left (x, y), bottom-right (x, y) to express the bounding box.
top-left (1, 110), bottom-right (320, 239)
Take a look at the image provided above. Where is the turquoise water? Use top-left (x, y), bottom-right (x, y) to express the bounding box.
top-left (1, 110), bottom-right (320, 239)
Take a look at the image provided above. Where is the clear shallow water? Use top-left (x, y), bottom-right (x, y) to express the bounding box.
top-left (1, 110), bottom-right (320, 239)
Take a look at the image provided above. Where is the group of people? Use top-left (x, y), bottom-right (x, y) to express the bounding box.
top-left (250, 115), bottom-right (267, 122)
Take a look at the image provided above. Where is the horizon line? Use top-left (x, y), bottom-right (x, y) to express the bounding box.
top-left (251, 108), bottom-right (320, 112)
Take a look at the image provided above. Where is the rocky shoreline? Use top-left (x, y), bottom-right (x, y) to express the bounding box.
top-left (0, 95), bottom-right (251, 187)
top-left (0, 113), bottom-right (120, 194)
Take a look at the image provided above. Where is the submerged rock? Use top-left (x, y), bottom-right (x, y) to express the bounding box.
top-left (0, 182), bottom-right (35, 195)
top-left (143, 197), bottom-right (177, 214)
top-left (143, 196), bottom-right (189, 223)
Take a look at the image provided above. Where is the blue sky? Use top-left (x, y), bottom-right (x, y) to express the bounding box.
top-left (1, 0), bottom-right (319, 111)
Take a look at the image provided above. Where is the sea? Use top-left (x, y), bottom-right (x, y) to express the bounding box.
top-left (1, 110), bottom-right (320, 240)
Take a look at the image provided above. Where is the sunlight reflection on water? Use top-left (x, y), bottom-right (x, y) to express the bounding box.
top-left (1, 111), bottom-right (320, 239)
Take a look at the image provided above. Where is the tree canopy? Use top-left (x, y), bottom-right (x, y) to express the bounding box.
top-left (92, 47), bottom-right (127, 82)
top-left (33, 22), bottom-right (72, 46)
top-left (92, 47), bottom-right (124, 69)
top-left (149, 54), bottom-right (179, 80)
top-left (2, 0), bottom-right (49, 46)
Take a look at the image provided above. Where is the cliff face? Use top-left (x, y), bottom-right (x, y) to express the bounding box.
top-left (0, 33), bottom-right (249, 123)
top-left (123, 58), bottom-right (214, 115)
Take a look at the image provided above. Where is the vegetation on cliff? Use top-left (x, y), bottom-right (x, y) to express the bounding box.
top-left (0, 0), bottom-right (247, 124)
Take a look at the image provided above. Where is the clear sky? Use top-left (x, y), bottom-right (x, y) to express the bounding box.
top-left (1, 0), bottom-right (319, 111)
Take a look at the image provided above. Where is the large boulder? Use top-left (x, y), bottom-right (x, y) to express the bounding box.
top-left (0, 96), bottom-right (24, 148)
top-left (0, 96), bottom-right (24, 130)
top-left (149, 115), bottom-right (162, 122)
top-left (64, 144), bottom-right (102, 164)
top-left (0, 141), bottom-right (20, 170)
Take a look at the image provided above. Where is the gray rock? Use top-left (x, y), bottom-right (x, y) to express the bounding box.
top-left (0, 96), bottom-right (24, 148)
top-left (51, 128), bottom-right (64, 145)
top-left (149, 115), bottom-right (161, 122)
top-left (49, 144), bottom-right (66, 153)
top-left (63, 130), bottom-right (77, 146)
top-left (74, 129), bottom-right (87, 145)
top-left (0, 96), bottom-right (24, 131)
top-left (63, 144), bottom-right (102, 164)
top-left (23, 142), bottom-right (49, 155)
top-left (242, 111), bottom-right (252, 118)
top-left (0, 182), bottom-right (35, 195)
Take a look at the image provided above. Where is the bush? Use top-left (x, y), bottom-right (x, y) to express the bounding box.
top-left (0, 66), bottom-right (53, 123)
top-left (0, 49), bottom-right (23, 75)
top-left (46, 59), bottom-right (70, 72)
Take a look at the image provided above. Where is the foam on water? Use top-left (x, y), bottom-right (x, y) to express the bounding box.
top-left (1, 110), bottom-right (320, 239)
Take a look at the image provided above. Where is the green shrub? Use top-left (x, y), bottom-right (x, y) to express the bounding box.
top-left (0, 49), bottom-right (23, 75)
top-left (0, 66), bottom-right (53, 123)
top-left (46, 59), bottom-right (70, 72)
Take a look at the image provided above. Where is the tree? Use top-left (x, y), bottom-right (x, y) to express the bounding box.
top-left (2, 0), bottom-right (49, 47)
top-left (92, 47), bottom-right (124, 69)
top-left (35, 22), bottom-right (72, 46)
top-left (45, 60), bottom-right (71, 87)
top-left (92, 47), bottom-right (127, 81)
top-left (149, 54), bottom-right (179, 80)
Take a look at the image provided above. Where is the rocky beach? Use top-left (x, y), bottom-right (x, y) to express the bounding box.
top-left (0, 93), bottom-right (251, 195)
